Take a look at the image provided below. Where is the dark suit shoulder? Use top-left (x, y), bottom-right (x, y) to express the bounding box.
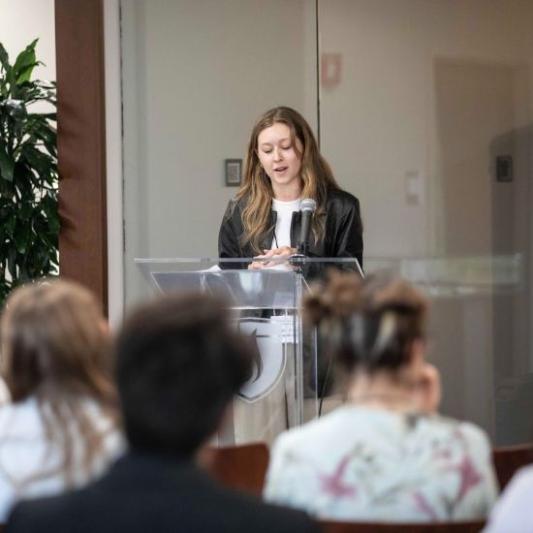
top-left (211, 488), bottom-right (319, 533)
top-left (6, 494), bottom-right (78, 533)
top-left (227, 193), bottom-right (251, 211)
top-left (326, 187), bottom-right (360, 209)
top-left (222, 196), bottom-right (240, 221)
top-left (6, 469), bottom-right (319, 533)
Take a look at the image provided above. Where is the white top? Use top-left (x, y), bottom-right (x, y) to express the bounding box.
top-left (264, 405), bottom-right (498, 523)
top-left (484, 464), bottom-right (533, 533)
top-left (271, 198), bottom-right (301, 249)
top-left (0, 396), bottom-right (124, 521)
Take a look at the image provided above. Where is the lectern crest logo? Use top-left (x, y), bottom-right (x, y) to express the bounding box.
top-left (237, 318), bottom-right (286, 403)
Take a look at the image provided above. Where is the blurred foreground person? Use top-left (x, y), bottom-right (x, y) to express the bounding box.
top-left (484, 465), bottom-right (533, 532)
top-left (264, 272), bottom-right (498, 522)
top-left (0, 280), bottom-right (123, 522)
top-left (7, 293), bottom-right (318, 533)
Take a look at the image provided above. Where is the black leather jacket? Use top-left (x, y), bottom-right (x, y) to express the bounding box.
top-left (218, 188), bottom-right (363, 268)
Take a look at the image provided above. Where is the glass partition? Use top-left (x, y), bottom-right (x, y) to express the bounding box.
top-left (121, 0), bottom-right (533, 445)
top-left (319, 0), bottom-right (533, 445)
top-left (364, 255), bottom-right (524, 444)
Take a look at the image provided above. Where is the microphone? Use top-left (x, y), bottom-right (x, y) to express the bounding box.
top-left (298, 198), bottom-right (317, 255)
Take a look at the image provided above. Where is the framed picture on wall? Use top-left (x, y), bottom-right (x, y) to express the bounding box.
top-left (225, 159), bottom-right (242, 187)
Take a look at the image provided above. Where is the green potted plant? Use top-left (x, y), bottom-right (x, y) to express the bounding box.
top-left (0, 39), bottom-right (58, 305)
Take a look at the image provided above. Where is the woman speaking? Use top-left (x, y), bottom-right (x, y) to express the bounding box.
top-left (218, 106), bottom-right (363, 269)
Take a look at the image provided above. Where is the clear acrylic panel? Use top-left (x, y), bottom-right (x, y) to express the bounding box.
top-left (135, 257), bottom-right (361, 445)
top-left (364, 254), bottom-right (525, 445)
top-left (319, 0), bottom-right (533, 445)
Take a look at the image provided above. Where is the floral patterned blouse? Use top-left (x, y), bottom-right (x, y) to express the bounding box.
top-left (264, 406), bottom-right (498, 522)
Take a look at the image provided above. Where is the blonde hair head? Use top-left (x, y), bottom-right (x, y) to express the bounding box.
top-left (237, 106), bottom-right (339, 253)
top-left (0, 279), bottom-right (118, 484)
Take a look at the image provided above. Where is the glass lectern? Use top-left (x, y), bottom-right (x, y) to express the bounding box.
top-left (135, 256), bottom-right (361, 445)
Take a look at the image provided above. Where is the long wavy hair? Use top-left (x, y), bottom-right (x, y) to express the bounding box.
top-left (0, 279), bottom-right (118, 485)
top-left (236, 106), bottom-right (340, 254)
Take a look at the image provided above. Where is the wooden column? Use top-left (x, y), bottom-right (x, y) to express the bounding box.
top-left (55, 0), bottom-right (108, 313)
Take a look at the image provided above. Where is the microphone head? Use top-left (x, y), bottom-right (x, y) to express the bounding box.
top-left (300, 198), bottom-right (317, 213)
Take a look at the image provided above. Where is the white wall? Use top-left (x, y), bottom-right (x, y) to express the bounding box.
top-left (319, 0), bottom-right (533, 258)
top-left (0, 0), bottom-right (55, 82)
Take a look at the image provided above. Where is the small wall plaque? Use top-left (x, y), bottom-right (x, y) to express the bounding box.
top-left (225, 159), bottom-right (242, 187)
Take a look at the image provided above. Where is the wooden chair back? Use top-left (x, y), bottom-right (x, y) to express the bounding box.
top-left (492, 442), bottom-right (533, 490)
top-left (320, 520), bottom-right (485, 533)
top-left (204, 442), bottom-right (269, 496)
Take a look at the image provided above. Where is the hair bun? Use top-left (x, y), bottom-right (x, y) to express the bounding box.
top-left (303, 271), bottom-right (363, 323)
top-left (302, 291), bottom-right (331, 327)
top-left (303, 271), bottom-right (428, 374)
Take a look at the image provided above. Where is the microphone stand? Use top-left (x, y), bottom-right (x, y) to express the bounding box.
top-left (289, 249), bottom-right (333, 417)
top-left (288, 252), bottom-right (305, 274)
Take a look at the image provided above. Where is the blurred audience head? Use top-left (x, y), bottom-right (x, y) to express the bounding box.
top-left (1, 278), bottom-right (113, 404)
top-left (115, 292), bottom-right (253, 458)
top-left (0, 278), bottom-right (117, 484)
top-left (305, 271), bottom-right (429, 378)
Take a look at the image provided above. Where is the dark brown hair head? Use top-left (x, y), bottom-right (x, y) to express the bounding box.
top-left (115, 292), bottom-right (253, 456)
top-left (304, 271), bottom-right (428, 373)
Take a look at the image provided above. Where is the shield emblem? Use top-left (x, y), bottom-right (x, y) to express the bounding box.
top-left (237, 317), bottom-right (286, 403)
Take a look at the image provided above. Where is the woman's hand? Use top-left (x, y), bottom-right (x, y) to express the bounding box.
top-left (248, 246), bottom-right (297, 270)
